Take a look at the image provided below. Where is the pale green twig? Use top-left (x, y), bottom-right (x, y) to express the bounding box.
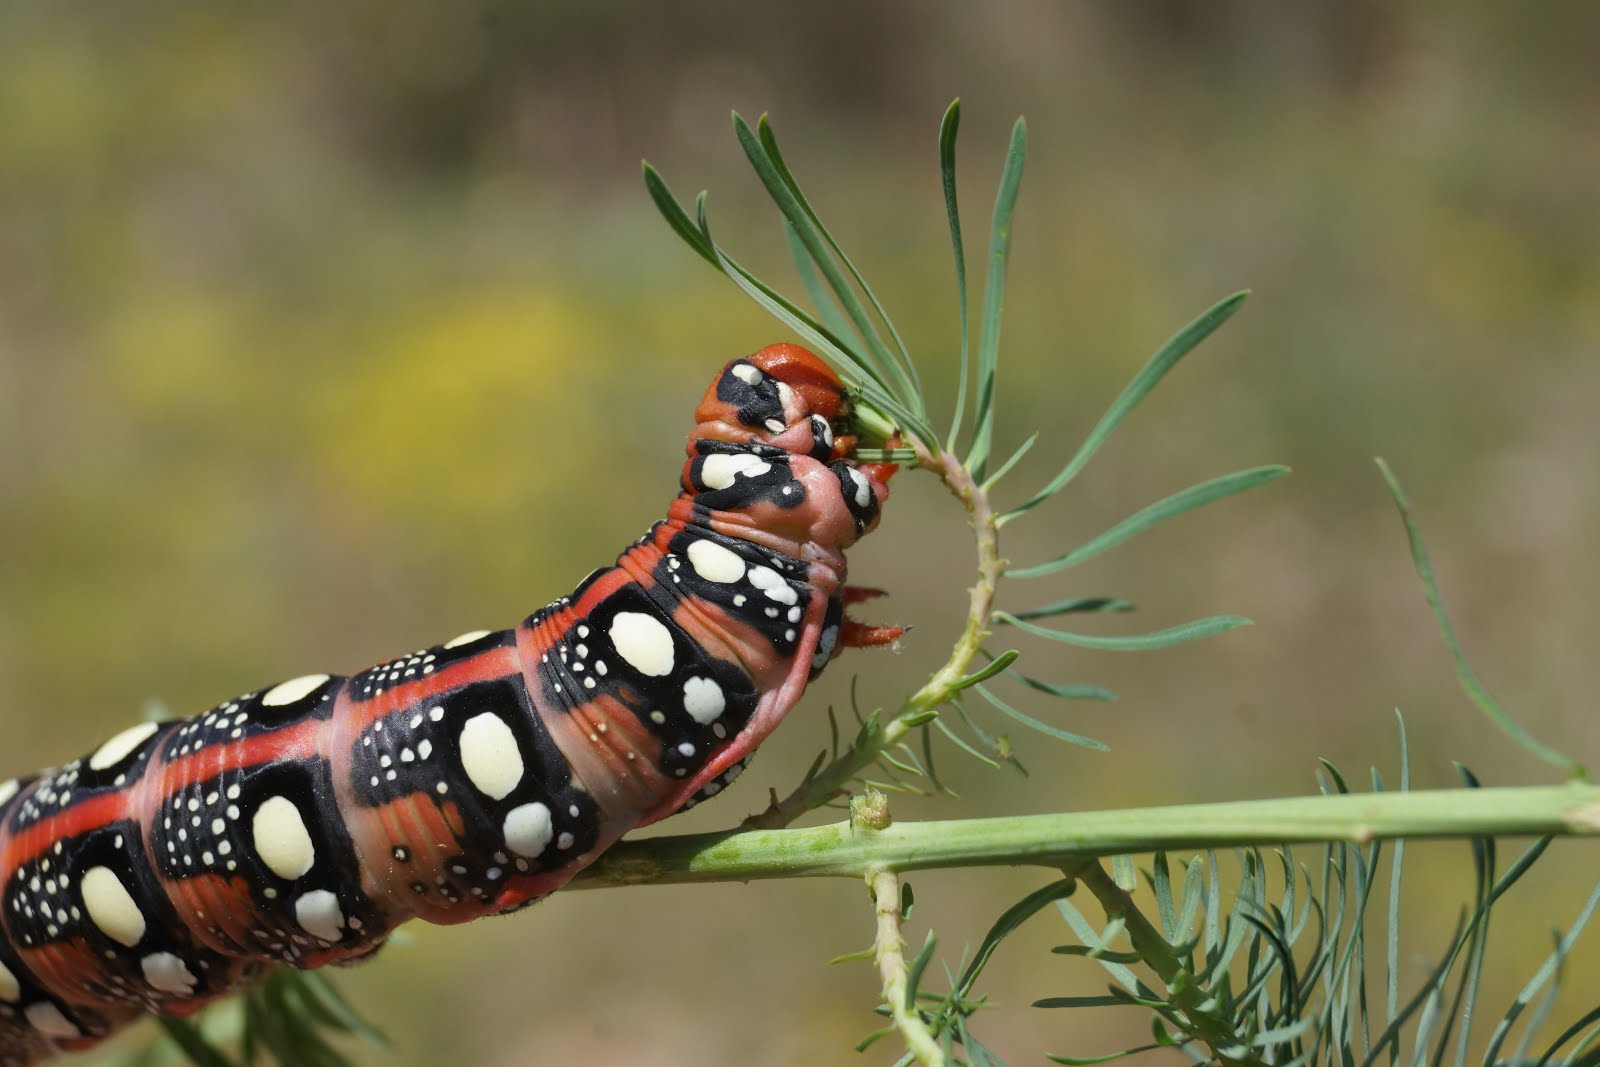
top-left (869, 869), bottom-right (946, 1067)
top-left (576, 783), bottom-right (1600, 889)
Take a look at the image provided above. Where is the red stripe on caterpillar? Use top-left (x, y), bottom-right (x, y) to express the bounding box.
top-left (0, 344), bottom-right (899, 1065)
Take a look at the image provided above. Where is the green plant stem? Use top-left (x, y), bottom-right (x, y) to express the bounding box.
top-left (1076, 862), bottom-right (1263, 1067)
top-left (746, 443), bottom-right (1005, 829)
top-left (869, 868), bottom-right (947, 1067)
top-left (575, 784), bottom-right (1600, 889)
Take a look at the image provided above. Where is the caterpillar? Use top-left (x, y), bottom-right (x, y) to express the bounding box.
top-left (0, 344), bottom-right (899, 1066)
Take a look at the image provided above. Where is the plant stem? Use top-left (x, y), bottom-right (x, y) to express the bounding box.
top-left (869, 868), bottom-right (946, 1067)
top-left (1077, 862), bottom-right (1264, 1067)
top-left (746, 444), bottom-right (1004, 828)
top-left (574, 783), bottom-right (1600, 889)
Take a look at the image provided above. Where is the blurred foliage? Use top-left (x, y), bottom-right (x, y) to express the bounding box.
top-left (3, 2), bottom-right (1600, 1065)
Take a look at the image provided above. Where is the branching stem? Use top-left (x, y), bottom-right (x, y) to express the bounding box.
top-left (1077, 862), bottom-right (1264, 1066)
top-left (575, 783), bottom-right (1600, 889)
top-left (869, 868), bottom-right (946, 1067)
top-left (746, 443), bottom-right (1003, 828)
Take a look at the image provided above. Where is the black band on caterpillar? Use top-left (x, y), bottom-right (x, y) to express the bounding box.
top-left (0, 344), bottom-right (894, 1065)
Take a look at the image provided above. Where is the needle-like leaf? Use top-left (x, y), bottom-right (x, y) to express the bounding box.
top-left (1376, 458), bottom-right (1581, 776)
top-left (967, 117), bottom-right (1028, 480)
top-left (997, 611), bottom-right (1252, 651)
top-left (1002, 292), bottom-right (1249, 522)
top-left (1009, 465), bottom-right (1289, 577)
top-left (940, 99), bottom-right (972, 451)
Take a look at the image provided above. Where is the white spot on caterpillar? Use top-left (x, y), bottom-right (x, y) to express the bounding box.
top-left (701, 452), bottom-right (770, 490)
top-left (89, 722), bottom-right (160, 771)
top-left (503, 802), bottom-right (554, 858)
top-left (687, 539), bottom-right (745, 584)
top-left (683, 677), bottom-right (726, 725)
top-left (444, 629), bottom-right (492, 650)
top-left (747, 566), bottom-right (798, 606)
top-left (251, 796), bottom-right (316, 880)
top-left (294, 890), bottom-right (345, 942)
top-left (609, 612), bottom-right (675, 677)
top-left (764, 418), bottom-right (786, 433)
top-left (458, 713), bottom-right (524, 800)
top-left (677, 741), bottom-right (695, 756)
top-left (262, 674), bottom-right (329, 708)
top-left (82, 866), bottom-right (145, 947)
top-left (847, 467), bottom-right (871, 508)
top-left (0, 958), bottom-right (19, 1002)
top-left (141, 951), bottom-right (199, 995)
top-left (24, 1001), bottom-right (78, 1039)
top-left (731, 363), bottom-right (763, 385)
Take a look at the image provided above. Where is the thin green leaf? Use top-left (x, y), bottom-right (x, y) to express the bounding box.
top-left (1112, 855), bottom-right (1137, 892)
top-left (1012, 674), bottom-right (1117, 702)
top-left (933, 716), bottom-right (1001, 768)
top-left (1004, 597), bottom-right (1135, 621)
top-left (939, 97), bottom-right (971, 451)
top-left (295, 973), bottom-right (385, 1045)
top-left (1050, 945), bottom-right (1146, 964)
top-left (1003, 291), bottom-right (1250, 521)
top-left (981, 430), bottom-right (1040, 492)
top-left (1537, 1005), bottom-right (1600, 1066)
top-left (1035, 995), bottom-right (1140, 1009)
top-left (1047, 1043), bottom-right (1165, 1065)
top-left (1375, 458), bottom-right (1579, 774)
top-left (950, 649), bottom-right (1022, 692)
top-left (1387, 712), bottom-right (1409, 1036)
top-left (852, 447), bottom-right (919, 463)
top-left (1151, 853), bottom-right (1178, 942)
top-left (974, 684), bottom-right (1109, 751)
top-left (706, 240), bottom-right (936, 447)
top-left (1482, 877), bottom-right (1600, 1066)
top-left (955, 878), bottom-right (1077, 998)
top-left (1205, 851), bottom-right (1223, 961)
top-left (1057, 899), bottom-right (1142, 994)
top-left (155, 1018), bottom-right (236, 1067)
top-left (1009, 465), bottom-right (1289, 574)
top-left (967, 117), bottom-right (1027, 480)
top-left (906, 931), bottom-right (939, 1011)
top-left (735, 113), bottom-right (915, 408)
top-left (997, 611), bottom-right (1252, 651)
top-left (855, 1026), bottom-right (896, 1053)
top-left (784, 218), bottom-right (861, 348)
top-left (1177, 858), bottom-right (1206, 955)
top-left (640, 163), bottom-right (718, 266)
top-left (755, 114), bottom-right (922, 408)
top-left (1247, 1020), bottom-right (1316, 1047)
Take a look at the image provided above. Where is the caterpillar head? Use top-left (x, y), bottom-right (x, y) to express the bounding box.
top-left (691, 344), bottom-right (895, 542)
top-left (693, 344), bottom-right (848, 460)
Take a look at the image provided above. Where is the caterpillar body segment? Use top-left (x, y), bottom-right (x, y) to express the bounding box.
top-left (0, 344), bottom-right (896, 1064)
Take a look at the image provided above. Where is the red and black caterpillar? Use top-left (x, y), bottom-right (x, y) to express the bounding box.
top-left (0, 344), bottom-right (899, 1065)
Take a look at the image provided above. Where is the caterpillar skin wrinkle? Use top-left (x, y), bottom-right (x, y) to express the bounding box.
top-left (0, 345), bottom-right (899, 1065)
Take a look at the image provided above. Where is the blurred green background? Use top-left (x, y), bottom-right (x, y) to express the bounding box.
top-left (3, 2), bottom-right (1599, 1064)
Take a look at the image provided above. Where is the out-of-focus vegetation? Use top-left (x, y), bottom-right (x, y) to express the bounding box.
top-left (3, 3), bottom-right (1599, 1064)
